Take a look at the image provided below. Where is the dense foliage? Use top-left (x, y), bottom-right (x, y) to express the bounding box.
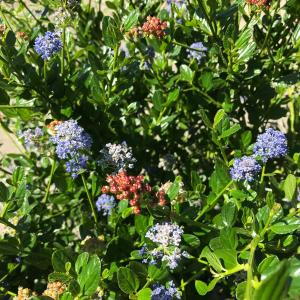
top-left (0, 0), bottom-right (299, 299)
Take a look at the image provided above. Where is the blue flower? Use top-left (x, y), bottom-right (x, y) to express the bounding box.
top-left (187, 42), bottom-right (207, 63)
top-left (19, 127), bottom-right (44, 147)
top-left (51, 120), bottom-right (92, 159)
top-left (151, 281), bottom-right (181, 300)
top-left (253, 128), bottom-right (288, 162)
top-left (65, 155), bottom-right (89, 179)
top-left (96, 194), bottom-right (116, 216)
top-left (51, 120), bottom-right (92, 178)
top-left (166, 0), bottom-right (185, 12)
top-left (34, 31), bottom-right (62, 60)
top-left (230, 156), bottom-right (261, 182)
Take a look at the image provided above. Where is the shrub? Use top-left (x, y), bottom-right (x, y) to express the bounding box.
top-left (0, 0), bottom-right (299, 299)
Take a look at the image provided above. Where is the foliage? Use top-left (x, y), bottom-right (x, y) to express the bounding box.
top-left (0, 0), bottom-right (299, 299)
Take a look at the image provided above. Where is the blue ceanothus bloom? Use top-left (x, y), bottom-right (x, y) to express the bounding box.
top-left (230, 156), bottom-right (261, 182)
top-left (34, 31), bottom-right (62, 59)
top-left (51, 120), bottom-right (92, 178)
top-left (253, 128), bottom-right (288, 162)
top-left (96, 194), bottom-right (116, 216)
top-left (187, 42), bottom-right (207, 63)
top-left (151, 281), bottom-right (181, 300)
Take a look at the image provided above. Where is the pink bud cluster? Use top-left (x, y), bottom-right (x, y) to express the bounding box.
top-left (128, 16), bottom-right (167, 39)
top-left (101, 171), bottom-right (167, 214)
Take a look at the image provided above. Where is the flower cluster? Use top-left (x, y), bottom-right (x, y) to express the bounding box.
top-left (142, 17), bottom-right (168, 38)
top-left (99, 141), bottom-right (136, 172)
top-left (187, 42), bottom-right (207, 63)
top-left (253, 128), bottom-right (288, 162)
top-left (14, 287), bottom-right (37, 300)
top-left (96, 194), bottom-right (116, 216)
top-left (247, 0), bottom-right (271, 7)
top-left (101, 171), bottom-right (151, 214)
top-left (230, 156), bottom-right (261, 182)
top-left (34, 31), bottom-right (62, 59)
top-left (42, 281), bottom-right (66, 299)
top-left (128, 17), bottom-right (167, 39)
top-left (19, 128), bottom-right (44, 148)
top-left (16, 31), bottom-right (28, 40)
top-left (151, 281), bottom-right (181, 300)
top-left (50, 120), bottom-right (92, 178)
top-left (146, 223), bottom-right (183, 247)
top-left (230, 128), bottom-right (287, 182)
top-left (166, 0), bottom-right (185, 10)
top-left (140, 223), bottom-right (187, 270)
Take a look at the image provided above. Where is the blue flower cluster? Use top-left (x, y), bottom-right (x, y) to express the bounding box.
top-left (140, 223), bottom-right (188, 270)
top-left (19, 128), bottom-right (43, 148)
top-left (166, 0), bottom-right (185, 12)
top-left (187, 42), bottom-right (207, 63)
top-left (230, 156), bottom-right (261, 182)
top-left (34, 31), bottom-right (62, 60)
top-left (253, 128), bottom-right (288, 162)
top-left (151, 281), bottom-right (181, 300)
top-left (51, 120), bottom-right (92, 178)
top-left (230, 128), bottom-right (288, 182)
top-left (96, 194), bottom-right (116, 216)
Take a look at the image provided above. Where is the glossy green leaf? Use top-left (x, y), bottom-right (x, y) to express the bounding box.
top-left (117, 267), bottom-right (140, 294)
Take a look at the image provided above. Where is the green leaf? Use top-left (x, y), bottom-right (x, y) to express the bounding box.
top-left (209, 160), bottom-right (230, 194)
top-left (0, 182), bottom-right (9, 202)
top-left (214, 249), bottom-right (238, 269)
top-left (179, 65), bottom-right (194, 83)
top-left (52, 250), bottom-right (71, 273)
top-left (117, 267), bottom-right (140, 294)
top-left (258, 255), bottom-right (279, 276)
top-left (241, 131), bottom-right (252, 148)
top-left (183, 234), bottom-right (200, 248)
top-left (129, 261), bottom-right (148, 282)
top-left (283, 174), bottom-right (297, 201)
top-left (123, 10), bottom-right (139, 31)
top-left (199, 108), bottom-right (213, 128)
top-left (167, 176), bottom-right (181, 201)
top-left (200, 246), bottom-right (223, 273)
top-left (135, 215), bottom-right (149, 235)
top-left (195, 280), bottom-right (209, 296)
top-left (219, 124), bottom-right (241, 139)
top-left (122, 207), bottom-right (133, 218)
top-left (60, 292), bottom-right (73, 300)
top-left (137, 288), bottom-right (151, 300)
top-left (12, 167), bottom-right (25, 185)
top-left (221, 202), bottom-right (237, 227)
top-left (76, 253), bottom-right (101, 296)
top-left (48, 272), bottom-right (71, 283)
top-left (213, 109), bottom-right (226, 128)
top-left (102, 16), bottom-right (122, 48)
top-left (270, 221), bottom-right (300, 234)
top-left (5, 31), bottom-right (16, 47)
top-left (166, 88), bottom-right (180, 105)
top-left (148, 265), bottom-right (168, 280)
top-left (254, 260), bottom-right (290, 300)
top-left (0, 240), bottom-right (19, 255)
top-left (236, 281), bottom-right (246, 300)
top-left (195, 278), bottom-right (219, 296)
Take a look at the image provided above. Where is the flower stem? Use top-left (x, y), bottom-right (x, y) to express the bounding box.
top-left (259, 165), bottom-right (266, 184)
top-left (61, 28), bottom-right (66, 76)
top-left (81, 174), bottom-right (98, 225)
top-left (42, 159), bottom-right (56, 203)
top-left (194, 180), bottom-right (233, 221)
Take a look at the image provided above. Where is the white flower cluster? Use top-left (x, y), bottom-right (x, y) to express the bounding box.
top-left (141, 223), bottom-right (188, 270)
top-left (145, 223), bottom-right (183, 247)
top-left (99, 141), bottom-right (136, 172)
